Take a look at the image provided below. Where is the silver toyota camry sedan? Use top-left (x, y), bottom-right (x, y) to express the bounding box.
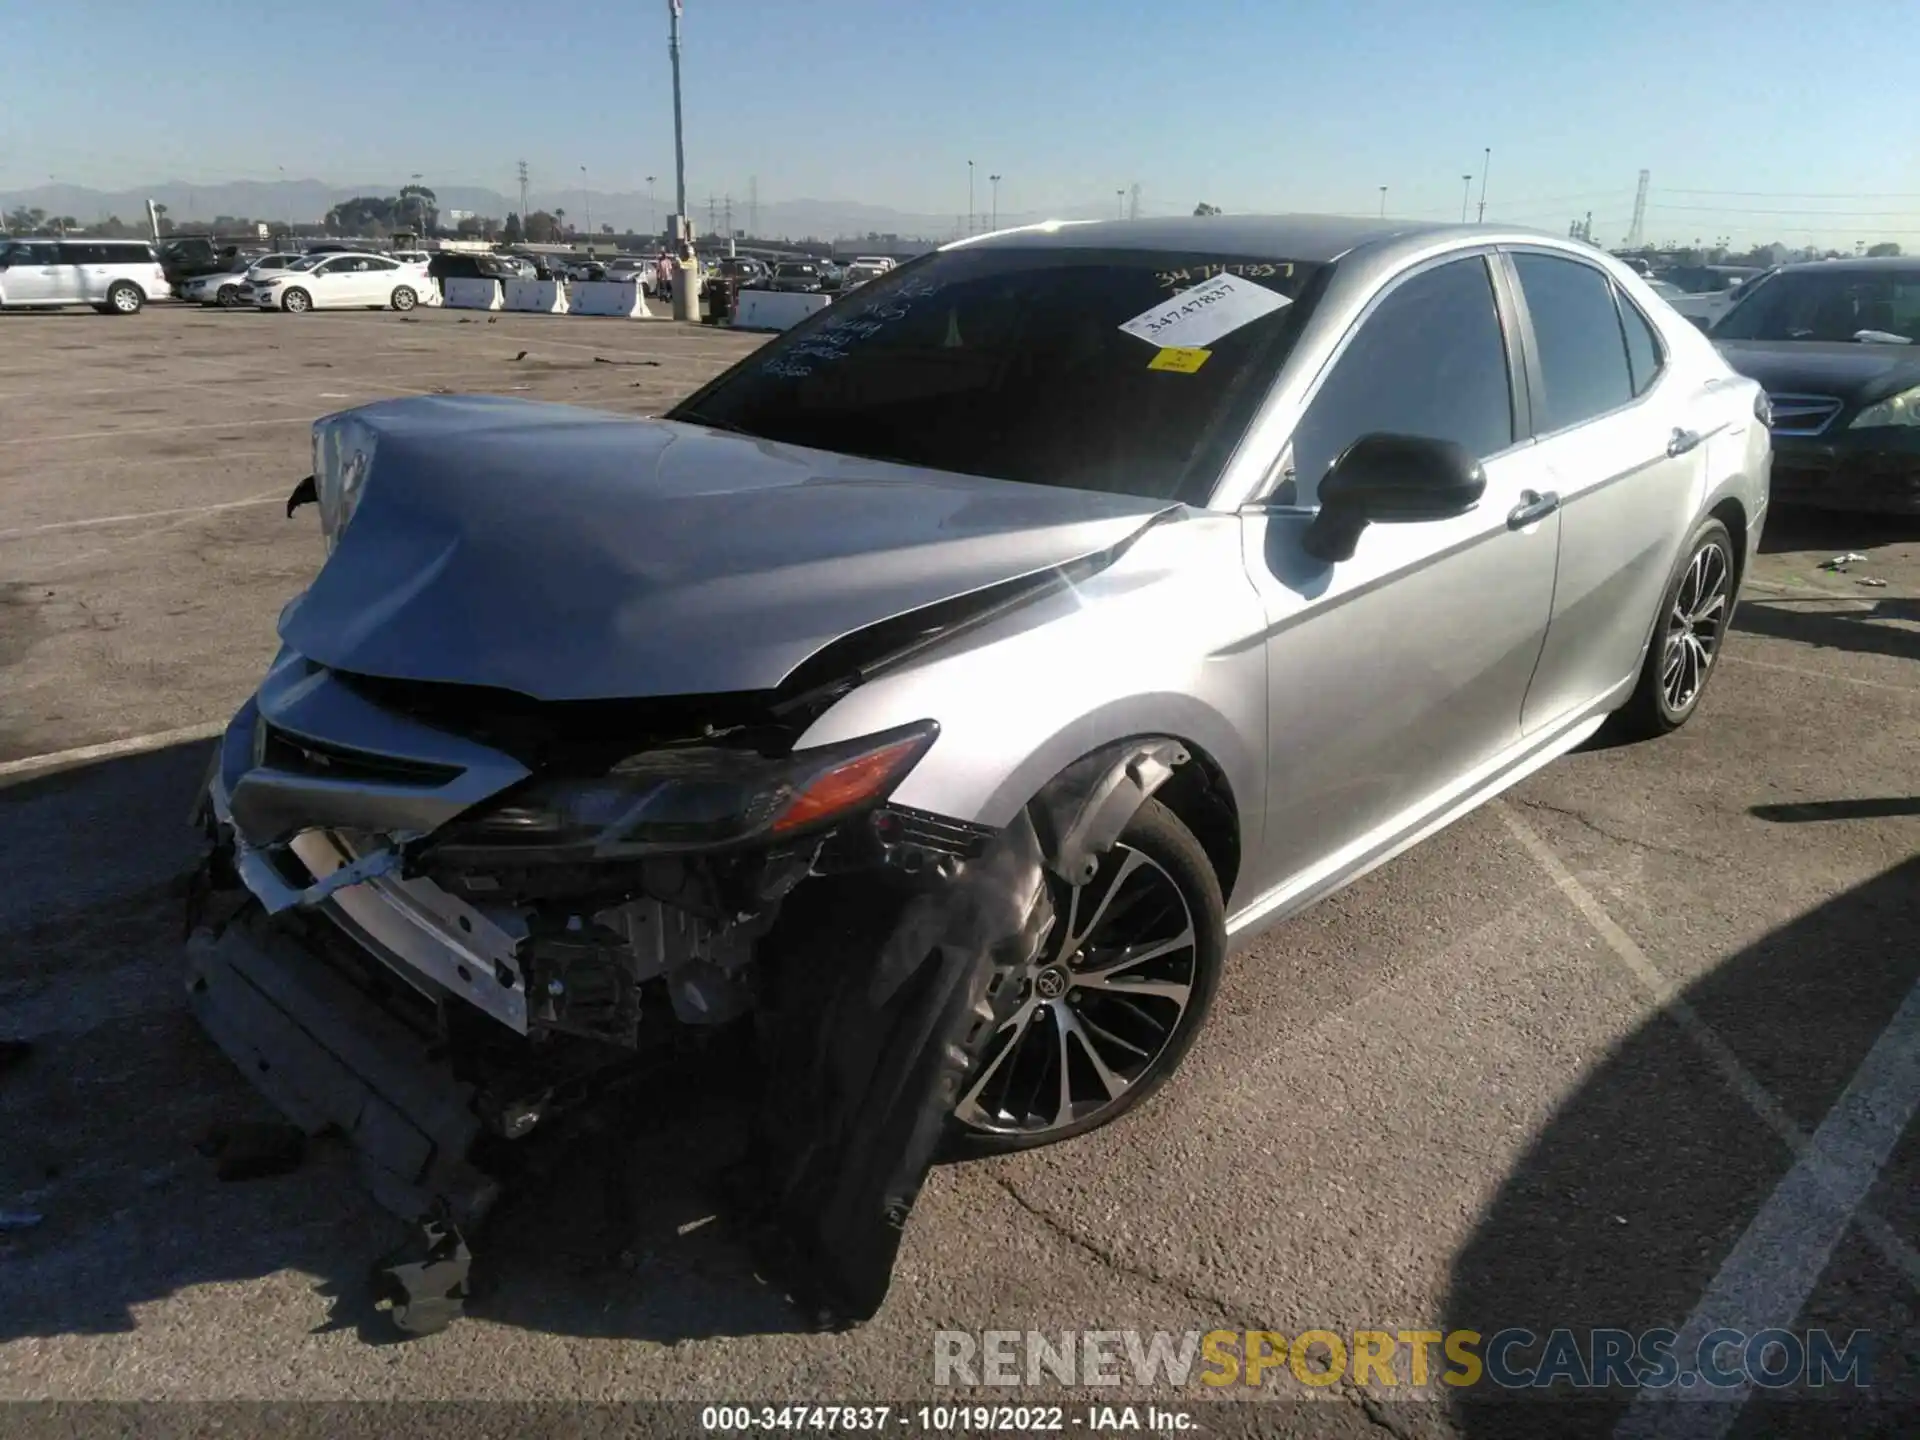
top-left (188, 214), bottom-right (1769, 1325)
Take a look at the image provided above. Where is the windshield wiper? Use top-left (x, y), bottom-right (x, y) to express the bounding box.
top-left (1852, 329), bottom-right (1913, 346)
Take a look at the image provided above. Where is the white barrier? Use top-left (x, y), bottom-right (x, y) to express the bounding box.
top-left (568, 281), bottom-right (654, 319)
top-left (732, 290), bottom-right (832, 332)
top-left (444, 277), bottom-right (503, 310)
top-left (504, 279), bottom-right (569, 314)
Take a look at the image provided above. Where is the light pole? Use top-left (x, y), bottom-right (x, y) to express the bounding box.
top-left (1460, 174), bottom-right (1472, 223)
top-left (409, 172), bottom-right (423, 236)
top-left (279, 164), bottom-right (288, 239)
top-left (1477, 147), bottom-right (1490, 222)
top-left (646, 176), bottom-right (658, 241)
top-left (668, 0), bottom-right (688, 239)
top-left (1116, 189), bottom-right (1125, 219)
top-left (581, 165), bottom-right (590, 241)
top-left (989, 173), bottom-right (1001, 230)
top-left (967, 160), bottom-right (974, 235)
top-left (1378, 185), bottom-right (1387, 218)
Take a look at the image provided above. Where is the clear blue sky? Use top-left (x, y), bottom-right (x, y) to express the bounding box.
top-left (4, 0), bottom-right (1916, 246)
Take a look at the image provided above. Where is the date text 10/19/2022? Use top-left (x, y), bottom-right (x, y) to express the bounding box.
top-left (700, 1406), bottom-right (1195, 1433)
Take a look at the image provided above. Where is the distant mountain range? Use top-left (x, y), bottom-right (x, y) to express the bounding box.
top-left (3, 178), bottom-right (1120, 240)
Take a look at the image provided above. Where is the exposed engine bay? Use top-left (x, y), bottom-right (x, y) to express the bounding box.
top-left (186, 634), bottom-right (1190, 1331)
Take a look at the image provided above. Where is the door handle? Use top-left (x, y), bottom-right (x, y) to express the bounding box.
top-left (1667, 427), bottom-right (1702, 457)
top-left (1506, 490), bottom-right (1561, 529)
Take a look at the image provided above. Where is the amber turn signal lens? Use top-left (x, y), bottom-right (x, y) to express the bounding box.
top-left (770, 736), bottom-right (928, 834)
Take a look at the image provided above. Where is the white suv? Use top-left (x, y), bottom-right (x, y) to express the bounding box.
top-left (0, 238), bottom-right (170, 313)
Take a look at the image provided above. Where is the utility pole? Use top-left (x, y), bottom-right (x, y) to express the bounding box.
top-left (517, 160), bottom-right (529, 226)
top-left (1459, 174), bottom-right (1472, 223)
top-left (723, 193), bottom-right (732, 239)
top-left (989, 173), bottom-right (1001, 230)
top-left (1477, 148), bottom-right (1490, 222)
top-left (1626, 169), bottom-right (1650, 248)
top-left (707, 194), bottom-right (717, 239)
top-left (668, 0), bottom-right (688, 239)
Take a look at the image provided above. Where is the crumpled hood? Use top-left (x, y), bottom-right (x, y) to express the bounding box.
top-left (280, 395), bottom-right (1173, 702)
top-left (1715, 340), bottom-right (1920, 405)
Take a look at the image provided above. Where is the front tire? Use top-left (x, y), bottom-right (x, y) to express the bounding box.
top-left (217, 284), bottom-right (240, 307)
top-left (281, 287), bottom-right (311, 314)
top-left (948, 798), bottom-right (1225, 1155)
top-left (390, 286), bottom-right (417, 312)
top-left (105, 281), bottom-right (143, 315)
top-left (1612, 517), bottom-right (1737, 740)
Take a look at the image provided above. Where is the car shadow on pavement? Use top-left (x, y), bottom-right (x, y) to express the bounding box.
top-left (1757, 506), bottom-right (1920, 556)
top-left (1731, 595), bottom-right (1920, 664)
top-left (0, 742), bottom-right (821, 1351)
top-left (1440, 856), bottom-right (1920, 1438)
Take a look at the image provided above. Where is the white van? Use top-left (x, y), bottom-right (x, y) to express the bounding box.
top-left (0, 238), bottom-right (170, 313)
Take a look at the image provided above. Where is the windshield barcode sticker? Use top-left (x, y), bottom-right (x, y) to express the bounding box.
top-left (1119, 271), bottom-right (1290, 351)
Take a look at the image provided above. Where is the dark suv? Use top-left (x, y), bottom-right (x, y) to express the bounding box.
top-left (1714, 258), bottom-right (1920, 514)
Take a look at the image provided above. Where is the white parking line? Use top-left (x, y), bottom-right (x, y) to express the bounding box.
top-left (1724, 654), bottom-right (1918, 695)
top-left (1497, 804), bottom-right (1920, 1293)
top-left (0, 415), bottom-right (313, 447)
top-left (1615, 976), bottom-right (1920, 1439)
top-left (0, 493), bottom-right (285, 542)
top-left (0, 720), bottom-right (226, 785)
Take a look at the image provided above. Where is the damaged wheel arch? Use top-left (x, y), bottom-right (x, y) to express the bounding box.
top-left (744, 733), bottom-right (1231, 1322)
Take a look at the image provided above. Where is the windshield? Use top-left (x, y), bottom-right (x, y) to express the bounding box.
top-left (670, 245), bottom-right (1323, 503)
top-left (1715, 267), bottom-right (1920, 343)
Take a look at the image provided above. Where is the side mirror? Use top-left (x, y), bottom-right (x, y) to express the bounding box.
top-left (1301, 433), bottom-right (1487, 563)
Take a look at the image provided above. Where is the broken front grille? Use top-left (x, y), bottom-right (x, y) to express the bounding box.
top-left (259, 722), bottom-right (464, 788)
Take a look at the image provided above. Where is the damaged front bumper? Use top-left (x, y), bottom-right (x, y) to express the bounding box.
top-left (186, 648), bottom-right (1185, 1324)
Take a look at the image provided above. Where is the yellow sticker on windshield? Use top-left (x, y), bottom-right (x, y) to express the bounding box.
top-left (1148, 346), bottom-right (1211, 373)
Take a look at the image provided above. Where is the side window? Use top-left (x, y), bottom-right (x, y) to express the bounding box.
top-left (367, 257), bottom-right (398, 271)
top-left (1618, 289), bottom-right (1663, 397)
top-left (1512, 253), bottom-right (1634, 431)
top-left (315, 258), bottom-right (346, 274)
top-left (1288, 256), bottom-right (1515, 498)
top-left (16, 242), bottom-right (62, 265)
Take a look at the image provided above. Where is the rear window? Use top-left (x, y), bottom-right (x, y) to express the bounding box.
top-left (671, 246), bottom-right (1323, 503)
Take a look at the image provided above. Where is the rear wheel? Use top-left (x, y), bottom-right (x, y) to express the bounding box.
top-left (390, 286), bottom-right (417, 312)
top-left (948, 798), bottom-right (1225, 1155)
top-left (216, 284), bottom-right (240, 307)
top-left (281, 287), bottom-right (311, 314)
top-left (1611, 517), bottom-right (1737, 739)
top-left (105, 281), bottom-right (143, 315)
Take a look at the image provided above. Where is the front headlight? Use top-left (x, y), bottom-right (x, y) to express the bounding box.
top-left (1849, 385), bottom-right (1920, 431)
top-left (311, 414), bottom-right (376, 551)
top-left (431, 721), bottom-right (939, 861)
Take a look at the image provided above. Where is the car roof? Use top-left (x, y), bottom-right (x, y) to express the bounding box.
top-left (950, 213), bottom-right (1545, 264)
top-left (1770, 255), bottom-right (1918, 275)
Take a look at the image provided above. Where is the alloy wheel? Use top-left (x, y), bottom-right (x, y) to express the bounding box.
top-left (111, 286), bottom-right (140, 313)
top-left (954, 843), bottom-right (1198, 1137)
top-left (1661, 539), bottom-right (1731, 715)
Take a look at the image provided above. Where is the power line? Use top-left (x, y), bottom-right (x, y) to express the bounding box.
top-left (1654, 187), bottom-right (1920, 200)
top-left (1652, 202), bottom-right (1920, 217)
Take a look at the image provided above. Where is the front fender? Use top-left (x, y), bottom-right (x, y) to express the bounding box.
top-left (792, 515), bottom-right (1268, 862)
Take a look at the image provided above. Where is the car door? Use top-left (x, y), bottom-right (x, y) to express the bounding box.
top-left (1503, 251), bottom-right (1706, 734)
top-left (315, 256), bottom-right (363, 306)
top-left (1237, 252), bottom-right (1560, 898)
top-left (360, 255), bottom-right (401, 304)
top-left (1, 241), bottom-right (66, 304)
